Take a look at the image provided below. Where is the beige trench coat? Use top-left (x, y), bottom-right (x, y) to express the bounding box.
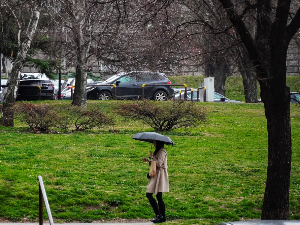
top-left (146, 147), bottom-right (169, 195)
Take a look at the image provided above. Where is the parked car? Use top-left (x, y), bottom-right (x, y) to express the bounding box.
top-left (214, 92), bottom-right (244, 103)
top-left (173, 90), bottom-right (244, 103)
top-left (58, 79), bottom-right (95, 100)
top-left (16, 79), bottom-right (55, 100)
top-left (218, 220), bottom-right (300, 225)
top-left (258, 92), bottom-right (300, 104)
top-left (290, 92), bottom-right (300, 103)
top-left (86, 71), bottom-right (174, 101)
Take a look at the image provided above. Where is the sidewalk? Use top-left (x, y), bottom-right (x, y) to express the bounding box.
top-left (0, 223), bottom-right (153, 225)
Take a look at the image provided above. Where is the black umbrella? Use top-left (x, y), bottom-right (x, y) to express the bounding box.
top-left (131, 132), bottom-right (175, 145)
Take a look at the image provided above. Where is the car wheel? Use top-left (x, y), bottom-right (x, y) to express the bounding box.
top-left (154, 90), bottom-right (168, 101)
top-left (98, 91), bottom-right (112, 100)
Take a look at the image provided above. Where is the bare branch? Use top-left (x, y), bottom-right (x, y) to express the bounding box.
top-left (287, 7), bottom-right (300, 41)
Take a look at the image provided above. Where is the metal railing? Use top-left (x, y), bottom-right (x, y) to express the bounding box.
top-left (141, 83), bottom-right (188, 100)
top-left (70, 84), bottom-right (116, 100)
top-left (38, 175), bottom-right (54, 225)
top-left (2, 85), bottom-right (55, 100)
top-left (175, 87), bottom-right (206, 102)
top-left (141, 84), bottom-right (206, 101)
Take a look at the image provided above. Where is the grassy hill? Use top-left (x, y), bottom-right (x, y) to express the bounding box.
top-left (0, 99), bottom-right (299, 224)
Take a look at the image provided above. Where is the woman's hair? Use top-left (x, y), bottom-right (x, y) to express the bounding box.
top-left (154, 141), bottom-right (165, 155)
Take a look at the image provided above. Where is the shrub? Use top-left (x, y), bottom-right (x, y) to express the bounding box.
top-left (55, 105), bottom-right (114, 132)
top-left (72, 106), bottom-right (114, 131)
top-left (14, 103), bottom-right (57, 132)
top-left (54, 104), bottom-right (74, 131)
top-left (116, 100), bottom-right (206, 132)
top-left (14, 103), bottom-right (114, 132)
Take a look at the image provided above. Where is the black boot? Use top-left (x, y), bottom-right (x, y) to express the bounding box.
top-left (160, 215), bottom-right (166, 223)
top-left (152, 214), bottom-right (163, 223)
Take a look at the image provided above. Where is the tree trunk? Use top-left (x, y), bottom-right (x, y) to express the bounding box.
top-left (72, 63), bottom-right (87, 106)
top-left (261, 44), bottom-right (291, 220)
top-left (0, 59), bottom-right (23, 126)
top-left (262, 86), bottom-right (291, 219)
top-left (72, 24), bottom-right (87, 107)
top-left (217, 0), bottom-right (298, 219)
top-left (214, 57), bottom-right (229, 96)
top-left (205, 56), bottom-right (229, 96)
top-left (236, 46), bottom-right (258, 103)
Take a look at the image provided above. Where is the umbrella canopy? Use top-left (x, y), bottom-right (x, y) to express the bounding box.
top-left (132, 132), bottom-right (175, 145)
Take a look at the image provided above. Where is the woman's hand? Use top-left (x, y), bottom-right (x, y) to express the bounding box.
top-left (142, 157), bottom-right (150, 162)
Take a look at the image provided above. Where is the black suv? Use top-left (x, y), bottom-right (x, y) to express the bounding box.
top-left (17, 79), bottom-right (55, 101)
top-left (87, 71), bottom-right (174, 101)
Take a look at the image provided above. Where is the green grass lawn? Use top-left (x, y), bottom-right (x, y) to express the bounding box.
top-left (0, 99), bottom-right (300, 224)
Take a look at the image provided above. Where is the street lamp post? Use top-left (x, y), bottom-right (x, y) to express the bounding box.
top-left (0, 53), bottom-right (2, 91)
top-left (58, 68), bottom-right (61, 100)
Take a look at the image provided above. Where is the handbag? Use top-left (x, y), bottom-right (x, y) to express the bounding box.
top-left (149, 161), bottom-right (156, 177)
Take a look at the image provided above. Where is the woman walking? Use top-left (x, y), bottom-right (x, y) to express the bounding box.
top-left (142, 140), bottom-right (169, 223)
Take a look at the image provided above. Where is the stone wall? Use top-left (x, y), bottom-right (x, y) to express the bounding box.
top-left (287, 39), bottom-right (300, 76)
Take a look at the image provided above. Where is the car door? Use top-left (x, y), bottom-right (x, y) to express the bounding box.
top-left (115, 73), bottom-right (139, 98)
top-left (136, 72), bottom-right (159, 99)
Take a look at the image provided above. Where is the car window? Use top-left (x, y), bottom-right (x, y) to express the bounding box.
top-left (119, 75), bottom-right (136, 83)
top-left (136, 72), bottom-right (164, 82)
top-left (295, 94), bottom-right (300, 102)
top-left (137, 73), bottom-right (151, 82)
top-left (20, 80), bottom-right (41, 85)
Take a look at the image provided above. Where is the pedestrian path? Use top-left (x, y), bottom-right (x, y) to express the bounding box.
top-left (0, 223), bottom-right (152, 225)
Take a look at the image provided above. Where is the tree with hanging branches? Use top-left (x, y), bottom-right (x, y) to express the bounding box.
top-left (0, 0), bottom-right (46, 126)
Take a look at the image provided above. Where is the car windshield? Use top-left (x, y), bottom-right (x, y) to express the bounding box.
top-left (214, 92), bottom-right (226, 100)
top-left (104, 74), bottom-right (123, 83)
top-left (294, 93), bottom-right (300, 102)
top-left (190, 92), bottom-right (198, 98)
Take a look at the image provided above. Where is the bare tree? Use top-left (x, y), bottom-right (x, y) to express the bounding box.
top-left (216, 0), bottom-right (300, 219)
top-left (172, 0), bottom-right (258, 101)
top-left (103, 1), bottom-right (200, 73)
top-left (0, 0), bottom-right (43, 126)
top-left (50, 0), bottom-right (129, 106)
top-left (143, 0), bottom-right (299, 218)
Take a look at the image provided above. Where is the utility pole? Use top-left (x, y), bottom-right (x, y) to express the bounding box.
top-left (0, 53), bottom-right (2, 91)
